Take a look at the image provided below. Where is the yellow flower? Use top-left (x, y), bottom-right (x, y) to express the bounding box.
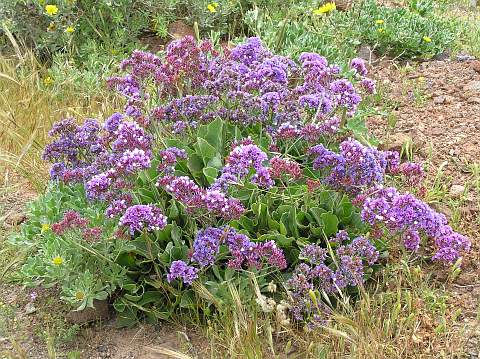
top-left (375, 19), bottom-right (384, 25)
top-left (52, 256), bottom-right (64, 265)
top-left (313, 2), bottom-right (336, 15)
top-left (423, 36), bottom-right (432, 43)
top-left (45, 4), bottom-right (59, 16)
top-left (75, 291), bottom-right (85, 301)
top-left (41, 223), bottom-right (50, 232)
top-left (43, 76), bottom-right (54, 86)
top-left (377, 28), bottom-right (385, 33)
top-left (207, 2), bottom-right (219, 13)
top-left (65, 26), bottom-right (75, 33)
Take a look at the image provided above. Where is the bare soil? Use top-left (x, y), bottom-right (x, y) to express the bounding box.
top-left (369, 58), bottom-right (480, 358)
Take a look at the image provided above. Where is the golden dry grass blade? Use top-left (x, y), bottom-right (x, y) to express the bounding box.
top-left (146, 346), bottom-right (193, 359)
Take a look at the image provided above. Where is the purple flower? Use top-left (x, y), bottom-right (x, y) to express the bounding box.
top-left (167, 260), bottom-right (199, 285)
top-left (361, 78), bottom-right (376, 94)
top-left (361, 187), bottom-right (471, 263)
top-left (86, 171), bottom-right (114, 200)
top-left (104, 113), bottom-right (124, 133)
top-left (111, 121), bottom-right (151, 154)
top-left (300, 244), bottom-right (327, 265)
top-left (213, 143), bottom-right (272, 190)
top-left (309, 139), bottom-right (387, 193)
top-left (191, 227), bottom-right (225, 267)
top-left (402, 230), bottom-right (421, 252)
top-left (119, 204), bottom-right (167, 234)
top-left (115, 148), bottom-right (152, 174)
top-left (331, 230), bottom-right (349, 244)
top-left (350, 58), bottom-right (368, 76)
top-left (105, 194), bottom-right (132, 218)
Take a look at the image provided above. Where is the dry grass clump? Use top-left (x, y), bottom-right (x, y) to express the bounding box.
top-left (0, 31), bottom-right (119, 190)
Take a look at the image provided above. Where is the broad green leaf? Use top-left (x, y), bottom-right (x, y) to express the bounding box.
top-left (320, 212), bottom-right (339, 237)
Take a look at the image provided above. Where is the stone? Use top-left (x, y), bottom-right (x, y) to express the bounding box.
top-left (449, 184), bottom-right (466, 197)
top-left (357, 44), bottom-right (377, 63)
top-left (471, 61), bottom-right (480, 74)
top-left (25, 302), bottom-right (36, 315)
top-left (464, 80), bottom-right (480, 93)
top-left (167, 20), bottom-right (195, 41)
top-left (381, 132), bottom-right (412, 152)
top-left (66, 299), bottom-right (110, 324)
top-left (433, 95), bottom-right (454, 104)
top-left (467, 97), bottom-right (480, 104)
top-left (5, 212), bottom-right (26, 226)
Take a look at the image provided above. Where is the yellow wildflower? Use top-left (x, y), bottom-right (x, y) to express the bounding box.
top-left (41, 223), bottom-right (50, 232)
top-left (43, 76), bottom-right (54, 86)
top-left (375, 19), bottom-right (384, 25)
top-left (207, 2), bottom-right (219, 13)
top-left (423, 36), bottom-right (432, 43)
top-left (52, 256), bottom-right (64, 265)
top-left (75, 291), bottom-right (85, 301)
top-left (45, 4), bottom-right (59, 16)
top-left (65, 25), bottom-right (75, 33)
top-left (377, 28), bottom-right (385, 33)
top-left (313, 2), bottom-right (336, 15)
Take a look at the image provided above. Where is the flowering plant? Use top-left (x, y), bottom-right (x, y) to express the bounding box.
top-left (13, 37), bottom-right (469, 328)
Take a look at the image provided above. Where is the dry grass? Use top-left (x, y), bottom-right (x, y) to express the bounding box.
top-left (0, 33), bottom-right (119, 190)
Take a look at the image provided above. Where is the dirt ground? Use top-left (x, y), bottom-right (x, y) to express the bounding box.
top-left (370, 58), bottom-right (480, 358)
top-left (1, 57), bottom-right (480, 358)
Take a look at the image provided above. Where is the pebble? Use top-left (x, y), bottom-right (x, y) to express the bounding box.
top-left (449, 184), bottom-right (466, 197)
top-left (464, 80), bottom-right (480, 92)
top-left (467, 97), bottom-right (480, 104)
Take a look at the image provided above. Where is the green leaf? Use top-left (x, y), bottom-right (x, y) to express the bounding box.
top-left (309, 207), bottom-right (327, 226)
top-left (320, 212), bottom-right (339, 237)
top-left (203, 166), bottom-right (219, 185)
top-left (180, 290), bottom-right (196, 309)
top-left (196, 137), bottom-right (217, 165)
top-left (187, 153), bottom-right (204, 175)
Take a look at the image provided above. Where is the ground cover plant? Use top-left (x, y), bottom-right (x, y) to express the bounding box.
top-left (10, 36), bottom-right (471, 338)
top-left (245, 0), bottom-right (459, 64)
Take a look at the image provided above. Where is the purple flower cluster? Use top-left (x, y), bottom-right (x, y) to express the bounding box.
top-left (157, 175), bottom-right (245, 220)
top-left (108, 37), bottom-right (368, 139)
top-left (167, 260), bottom-right (199, 285)
top-left (119, 204), bottom-right (167, 234)
top-left (287, 237), bottom-right (378, 323)
top-left (116, 148), bottom-right (151, 174)
top-left (361, 187), bottom-right (470, 263)
top-left (43, 118), bottom-right (103, 183)
top-left (213, 144), bottom-right (273, 190)
top-left (191, 226), bottom-right (287, 270)
top-left (158, 147), bottom-right (187, 174)
top-left (309, 139), bottom-right (388, 193)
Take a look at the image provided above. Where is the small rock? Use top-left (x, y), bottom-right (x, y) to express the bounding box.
top-left (357, 44), bottom-right (377, 63)
top-left (471, 61), bottom-right (480, 74)
top-left (381, 132), bottom-right (412, 152)
top-left (66, 299), bottom-right (110, 324)
top-left (467, 97), bottom-right (480, 104)
top-left (25, 302), bottom-right (36, 315)
top-left (457, 54), bottom-right (476, 62)
top-left (464, 80), bottom-right (480, 92)
top-left (167, 20), bottom-right (195, 41)
top-left (449, 184), bottom-right (466, 197)
top-left (433, 95), bottom-right (454, 104)
top-left (432, 50), bottom-right (451, 61)
top-left (5, 212), bottom-right (26, 226)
